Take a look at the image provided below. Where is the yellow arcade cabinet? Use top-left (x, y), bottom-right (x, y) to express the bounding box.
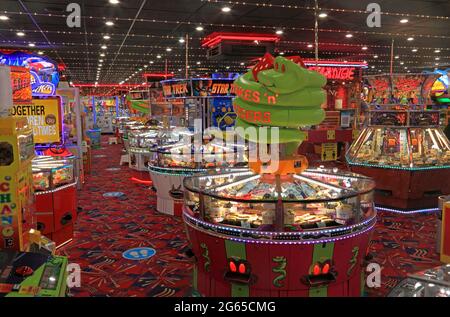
top-left (0, 65), bottom-right (36, 252)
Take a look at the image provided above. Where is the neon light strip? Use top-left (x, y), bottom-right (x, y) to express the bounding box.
top-left (375, 206), bottom-right (439, 214)
top-left (293, 174), bottom-right (344, 192)
top-left (197, 170), bottom-right (253, 180)
top-left (34, 181), bottom-right (77, 196)
top-left (183, 210), bottom-right (376, 244)
top-left (130, 177), bottom-right (152, 185)
top-left (214, 174), bottom-right (261, 191)
top-left (346, 159), bottom-right (450, 171)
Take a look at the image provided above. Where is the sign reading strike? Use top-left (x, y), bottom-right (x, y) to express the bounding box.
top-left (10, 98), bottom-right (61, 143)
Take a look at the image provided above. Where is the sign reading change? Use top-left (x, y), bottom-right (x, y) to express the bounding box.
top-left (10, 98), bottom-right (61, 144)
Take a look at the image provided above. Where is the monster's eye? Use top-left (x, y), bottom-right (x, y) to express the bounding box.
top-left (322, 263), bottom-right (330, 274)
top-left (275, 62), bottom-right (278, 70)
top-left (238, 263), bottom-right (246, 274)
top-left (281, 64), bottom-right (286, 73)
top-left (229, 261), bottom-right (237, 273)
top-left (313, 264), bottom-right (321, 276)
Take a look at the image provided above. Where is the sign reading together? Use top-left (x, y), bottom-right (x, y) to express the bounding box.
top-left (10, 98), bottom-right (61, 143)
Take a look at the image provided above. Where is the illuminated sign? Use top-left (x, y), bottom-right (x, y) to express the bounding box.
top-left (161, 78), bottom-right (236, 99)
top-left (10, 66), bottom-right (32, 103)
top-left (307, 66), bottom-right (356, 80)
top-left (10, 98), bottom-right (62, 143)
top-left (0, 51), bottom-right (59, 96)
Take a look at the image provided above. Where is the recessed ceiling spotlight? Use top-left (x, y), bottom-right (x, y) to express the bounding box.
top-left (395, 55), bottom-right (399, 59)
top-left (196, 26), bottom-right (204, 31)
top-left (156, 55), bottom-right (161, 59)
top-left (435, 57), bottom-right (440, 60)
top-left (28, 43), bottom-right (35, 47)
top-left (362, 46), bottom-right (368, 50)
top-left (226, 66), bottom-right (230, 69)
top-left (105, 21), bottom-right (114, 26)
top-left (166, 48), bottom-right (172, 52)
top-left (373, 55), bottom-right (378, 58)
top-left (240, 62), bottom-right (245, 66)
top-left (99, 59), bottom-right (104, 62)
top-left (400, 62), bottom-right (404, 65)
top-left (221, 6), bottom-right (231, 13)
top-left (17, 32), bottom-right (25, 37)
top-left (144, 65), bottom-right (148, 68)
top-left (38, 51), bottom-right (44, 55)
top-left (404, 66), bottom-right (408, 69)
top-left (178, 68), bottom-right (182, 71)
top-left (0, 15), bottom-right (9, 21)
top-left (434, 49), bottom-right (441, 53)
top-left (279, 52), bottom-right (285, 55)
top-left (412, 49), bottom-right (418, 52)
top-left (101, 45), bottom-right (107, 49)
top-left (139, 68), bottom-right (142, 71)
top-left (345, 34), bottom-right (353, 38)
top-left (196, 61), bottom-right (201, 65)
top-left (179, 38), bottom-right (185, 43)
top-left (109, 0), bottom-right (120, 4)
top-left (318, 13), bottom-right (328, 18)
top-left (435, 63), bottom-right (439, 66)
top-left (103, 35), bottom-right (111, 40)
top-left (400, 19), bottom-right (409, 23)
top-left (407, 37), bottom-right (414, 41)
top-left (149, 61), bottom-right (154, 64)
top-left (307, 44), bottom-right (313, 48)
top-left (275, 30), bottom-right (283, 35)
top-left (371, 66), bottom-right (375, 69)
top-left (100, 53), bottom-right (105, 57)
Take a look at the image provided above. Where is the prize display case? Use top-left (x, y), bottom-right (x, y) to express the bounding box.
top-left (149, 138), bottom-right (247, 216)
top-left (183, 167), bottom-right (376, 296)
top-left (347, 107), bottom-right (450, 213)
top-left (32, 156), bottom-right (77, 248)
top-left (388, 265), bottom-right (450, 297)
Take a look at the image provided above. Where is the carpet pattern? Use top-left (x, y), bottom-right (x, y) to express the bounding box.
top-left (59, 136), bottom-right (443, 297)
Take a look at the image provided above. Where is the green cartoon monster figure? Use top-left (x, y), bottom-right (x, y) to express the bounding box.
top-left (233, 54), bottom-right (326, 159)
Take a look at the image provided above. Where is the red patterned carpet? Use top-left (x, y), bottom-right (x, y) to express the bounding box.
top-left (59, 136), bottom-right (443, 297)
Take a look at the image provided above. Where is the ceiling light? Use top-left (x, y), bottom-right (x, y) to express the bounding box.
top-left (240, 62), bottom-right (244, 66)
top-left (400, 62), bottom-right (404, 65)
top-left (16, 32), bottom-right (25, 37)
top-left (196, 26), bottom-right (204, 31)
top-left (99, 59), bottom-right (104, 62)
top-left (407, 37), bottom-right (414, 41)
top-left (105, 21), bottom-right (114, 26)
top-left (307, 44), bottom-right (313, 48)
top-left (371, 66), bottom-right (375, 69)
top-left (99, 64), bottom-right (103, 66)
top-left (412, 49), bottom-right (418, 52)
top-left (139, 68), bottom-right (142, 71)
top-left (373, 55), bottom-right (378, 58)
top-left (196, 61), bottom-right (201, 65)
top-left (38, 51), bottom-right (44, 55)
top-left (179, 38), bottom-right (185, 43)
top-left (0, 15), bottom-right (9, 21)
top-left (318, 13), bottom-right (328, 18)
top-left (345, 34), bottom-right (353, 38)
top-left (362, 46), bottom-right (368, 50)
top-left (434, 49), bottom-right (441, 53)
top-left (404, 66), bottom-right (408, 69)
top-left (178, 68), bottom-right (182, 71)
top-left (28, 43), bottom-right (35, 47)
top-left (156, 55), bottom-right (161, 59)
top-left (275, 30), bottom-right (283, 35)
top-left (435, 63), bottom-right (439, 66)
top-left (395, 55), bottom-right (399, 59)
top-left (226, 66), bottom-right (230, 69)
top-left (400, 19), bottom-right (409, 23)
top-left (101, 45), bottom-right (107, 49)
top-left (109, 0), bottom-right (120, 4)
top-left (221, 6), bottom-right (231, 13)
top-left (144, 65), bottom-right (148, 68)
top-left (435, 57), bottom-right (440, 60)
top-left (100, 53), bottom-right (105, 57)
top-left (149, 61), bottom-right (154, 64)
top-left (103, 35), bottom-right (111, 40)
top-left (166, 48), bottom-right (172, 52)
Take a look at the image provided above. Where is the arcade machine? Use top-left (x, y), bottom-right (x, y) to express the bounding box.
top-left (183, 56), bottom-right (376, 297)
top-left (430, 70), bottom-right (449, 126)
top-left (149, 132), bottom-right (246, 216)
top-left (346, 73), bottom-right (450, 213)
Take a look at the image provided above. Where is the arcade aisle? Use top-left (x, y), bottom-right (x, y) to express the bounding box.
top-left (54, 136), bottom-right (440, 297)
top-left (59, 137), bottom-right (192, 297)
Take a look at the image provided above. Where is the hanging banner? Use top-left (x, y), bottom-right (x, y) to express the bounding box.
top-left (10, 98), bottom-right (62, 143)
top-left (161, 78), bottom-right (236, 99)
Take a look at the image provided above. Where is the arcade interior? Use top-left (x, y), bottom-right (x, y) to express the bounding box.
top-left (1, 0), bottom-right (450, 300)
